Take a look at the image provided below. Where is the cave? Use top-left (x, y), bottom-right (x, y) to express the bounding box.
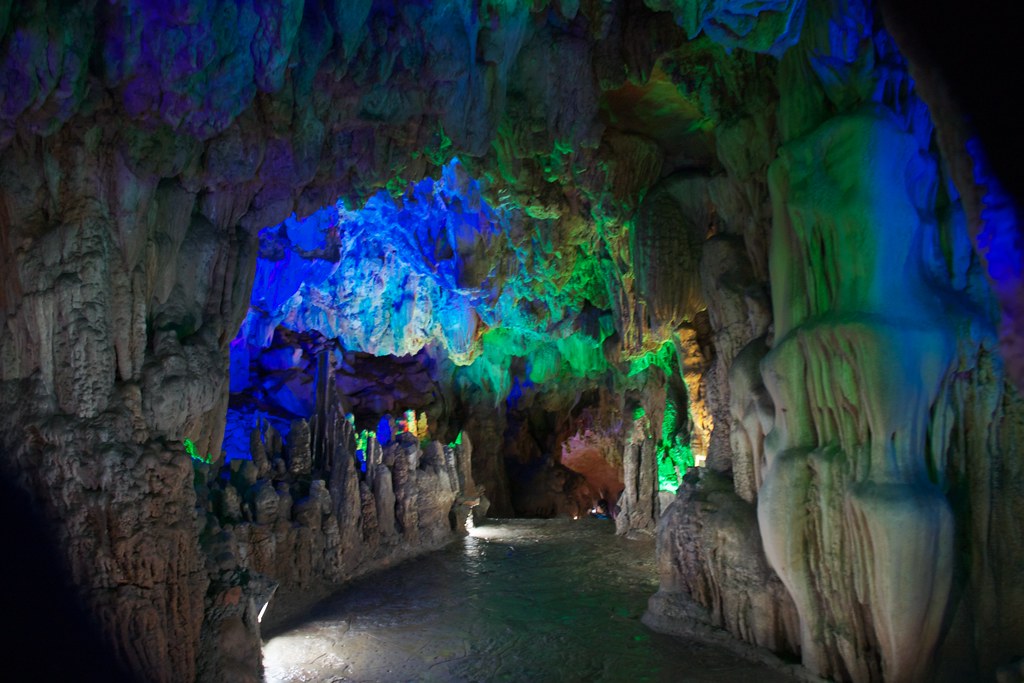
top-left (1, 1), bottom-right (1022, 682)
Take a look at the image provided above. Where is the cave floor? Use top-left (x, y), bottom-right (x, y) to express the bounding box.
top-left (262, 518), bottom-right (795, 682)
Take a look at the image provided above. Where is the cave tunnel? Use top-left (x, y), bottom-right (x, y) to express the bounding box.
top-left (1, 1), bottom-right (1023, 682)
top-left (223, 163), bottom-right (699, 526)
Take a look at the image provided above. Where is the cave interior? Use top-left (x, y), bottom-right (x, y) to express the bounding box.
top-left (1, 0), bottom-right (1023, 681)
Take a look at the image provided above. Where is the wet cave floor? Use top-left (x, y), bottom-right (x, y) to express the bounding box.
top-left (262, 518), bottom-right (796, 683)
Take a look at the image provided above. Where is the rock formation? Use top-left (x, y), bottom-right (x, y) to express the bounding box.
top-left (645, 3), bottom-right (1024, 683)
top-left (193, 407), bottom-right (473, 679)
top-left (0, 1), bottom-right (1021, 681)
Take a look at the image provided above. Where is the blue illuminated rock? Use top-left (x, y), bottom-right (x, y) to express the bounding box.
top-left (644, 0), bottom-right (807, 56)
top-left (237, 160), bottom-right (500, 364)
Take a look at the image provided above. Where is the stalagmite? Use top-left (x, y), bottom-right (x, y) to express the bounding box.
top-left (616, 433), bottom-right (659, 537)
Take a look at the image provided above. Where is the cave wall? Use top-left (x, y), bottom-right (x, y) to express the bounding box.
top-left (193, 406), bottom-right (477, 680)
top-left (0, 122), bottom-right (245, 680)
top-left (0, 3), bottom-right (707, 679)
top-left (645, 1), bottom-right (1024, 682)
top-left (879, 0), bottom-right (1024, 396)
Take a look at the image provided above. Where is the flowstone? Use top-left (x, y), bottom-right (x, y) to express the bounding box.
top-left (760, 110), bottom-right (956, 682)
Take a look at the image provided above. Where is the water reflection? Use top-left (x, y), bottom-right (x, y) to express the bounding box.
top-left (263, 519), bottom-right (795, 682)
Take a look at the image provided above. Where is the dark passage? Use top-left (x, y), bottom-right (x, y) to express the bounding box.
top-left (263, 519), bottom-right (796, 682)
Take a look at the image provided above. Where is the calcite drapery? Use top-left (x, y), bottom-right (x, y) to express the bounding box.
top-left (760, 109), bottom-right (955, 681)
top-left (644, 2), bottom-right (1024, 678)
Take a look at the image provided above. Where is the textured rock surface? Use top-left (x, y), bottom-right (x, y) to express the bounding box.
top-left (0, 4), bottom-right (699, 677)
top-left (644, 469), bottom-right (800, 656)
top-left (615, 432), bottom-right (660, 537)
top-left (728, 335), bottom-right (772, 503)
top-left (880, 0), bottom-right (1024, 395)
top-left (761, 108), bottom-right (958, 681)
top-left (645, 2), bottom-right (1024, 683)
top-left (0, 0), bottom-right (1021, 681)
top-left (196, 413), bottom-right (470, 659)
top-left (644, 0), bottom-right (807, 56)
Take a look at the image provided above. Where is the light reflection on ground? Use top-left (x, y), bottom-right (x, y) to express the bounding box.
top-left (262, 518), bottom-right (796, 682)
